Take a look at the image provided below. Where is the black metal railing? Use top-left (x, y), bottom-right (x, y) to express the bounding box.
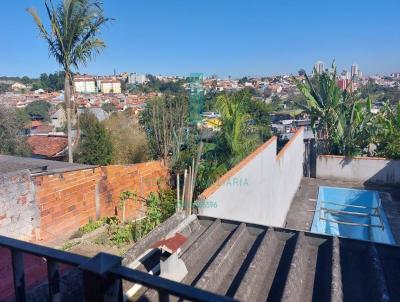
top-left (0, 235), bottom-right (236, 302)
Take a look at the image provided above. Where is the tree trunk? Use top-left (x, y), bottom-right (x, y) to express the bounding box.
top-left (64, 74), bottom-right (73, 163)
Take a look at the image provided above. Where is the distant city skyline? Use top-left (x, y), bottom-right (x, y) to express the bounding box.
top-left (1, 0), bottom-right (400, 78)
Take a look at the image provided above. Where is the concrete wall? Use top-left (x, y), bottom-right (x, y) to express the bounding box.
top-left (198, 128), bottom-right (304, 227)
top-left (317, 155), bottom-right (400, 186)
top-left (0, 171), bottom-right (40, 241)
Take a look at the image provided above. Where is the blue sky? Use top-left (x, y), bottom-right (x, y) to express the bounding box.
top-left (1, 0), bottom-right (399, 78)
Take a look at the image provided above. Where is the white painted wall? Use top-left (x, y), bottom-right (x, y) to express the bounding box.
top-left (198, 129), bottom-right (305, 227)
top-left (317, 155), bottom-right (400, 186)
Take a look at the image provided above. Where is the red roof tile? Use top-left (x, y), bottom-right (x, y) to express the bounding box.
top-left (31, 121), bottom-right (43, 127)
top-left (31, 125), bottom-right (54, 134)
top-left (151, 233), bottom-right (187, 253)
top-left (27, 136), bottom-right (68, 158)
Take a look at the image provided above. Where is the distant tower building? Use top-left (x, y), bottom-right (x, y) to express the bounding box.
top-left (351, 63), bottom-right (359, 78)
top-left (341, 70), bottom-right (351, 80)
top-left (128, 73), bottom-right (147, 85)
top-left (314, 61), bottom-right (324, 75)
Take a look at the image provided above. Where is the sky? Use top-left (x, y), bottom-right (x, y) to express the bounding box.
top-left (0, 0), bottom-right (399, 78)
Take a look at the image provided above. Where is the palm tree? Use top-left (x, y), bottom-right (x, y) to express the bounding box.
top-left (28, 0), bottom-right (111, 162)
top-left (199, 91), bottom-right (257, 187)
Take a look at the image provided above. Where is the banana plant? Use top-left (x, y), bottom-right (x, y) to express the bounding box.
top-left (293, 62), bottom-right (375, 156)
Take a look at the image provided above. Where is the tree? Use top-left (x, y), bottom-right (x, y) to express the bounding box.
top-left (198, 91), bottom-right (260, 189)
top-left (298, 69), bottom-right (306, 76)
top-left (293, 63), bottom-right (374, 156)
top-left (74, 112), bottom-right (114, 165)
top-left (139, 94), bottom-right (188, 163)
top-left (119, 191), bottom-right (137, 223)
top-left (101, 102), bottom-right (116, 113)
top-left (25, 100), bottom-right (51, 121)
top-left (0, 84), bottom-right (11, 93)
top-left (104, 111), bottom-right (149, 164)
top-left (0, 106), bottom-right (31, 156)
top-left (28, 0), bottom-right (111, 163)
top-left (21, 76), bottom-right (32, 85)
top-left (375, 102), bottom-right (400, 158)
top-left (244, 97), bottom-right (272, 141)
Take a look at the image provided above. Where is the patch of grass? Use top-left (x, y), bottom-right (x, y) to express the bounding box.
top-left (79, 218), bottom-right (105, 234)
top-left (94, 232), bottom-right (109, 245)
top-left (61, 240), bottom-right (80, 251)
top-left (71, 218), bottom-right (105, 238)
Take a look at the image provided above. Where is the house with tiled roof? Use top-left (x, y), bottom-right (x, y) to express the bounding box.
top-left (27, 134), bottom-right (68, 160)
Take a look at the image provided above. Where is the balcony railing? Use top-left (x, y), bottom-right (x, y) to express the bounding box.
top-left (0, 235), bottom-right (235, 302)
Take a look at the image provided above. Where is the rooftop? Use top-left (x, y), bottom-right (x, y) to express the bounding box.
top-left (0, 155), bottom-right (95, 175)
top-left (27, 135), bottom-right (68, 158)
top-left (123, 214), bottom-right (400, 301)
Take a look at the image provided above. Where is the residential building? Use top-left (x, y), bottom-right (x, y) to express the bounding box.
top-left (29, 124), bottom-right (54, 135)
top-left (351, 63), bottom-right (359, 78)
top-left (77, 107), bottom-right (109, 121)
top-left (314, 61), bottom-right (324, 75)
top-left (49, 107), bottom-right (66, 129)
top-left (11, 82), bottom-right (27, 91)
top-left (73, 75), bottom-right (96, 94)
top-left (128, 72), bottom-right (147, 84)
top-left (341, 69), bottom-right (351, 80)
top-left (100, 78), bottom-right (121, 93)
top-left (27, 134), bottom-right (68, 160)
top-left (337, 78), bottom-right (354, 91)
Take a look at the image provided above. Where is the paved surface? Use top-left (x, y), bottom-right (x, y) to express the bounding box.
top-left (285, 177), bottom-right (400, 244)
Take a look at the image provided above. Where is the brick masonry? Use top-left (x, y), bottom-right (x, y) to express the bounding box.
top-left (0, 161), bottom-right (168, 300)
top-left (35, 161), bottom-right (169, 242)
top-left (0, 161), bottom-right (168, 243)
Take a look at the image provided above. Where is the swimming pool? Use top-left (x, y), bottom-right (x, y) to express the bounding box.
top-left (311, 186), bottom-right (396, 245)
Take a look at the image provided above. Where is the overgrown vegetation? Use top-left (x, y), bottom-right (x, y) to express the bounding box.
top-left (375, 102), bottom-right (400, 158)
top-left (104, 111), bottom-right (149, 164)
top-left (139, 94), bottom-right (188, 163)
top-left (0, 105), bottom-right (31, 156)
top-left (139, 88), bottom-right (272, 198)
top-left (25, 100), bottom-right (52, 120)
top-left (100, 188), bottom-right (176, 246)
top-left (78, 217), bottom-right (105, 235)
top-left (64, 188), bottom-right (177, 250)
top-left (294, 62), bottom-right (400, 158)
top-left (196, 91), bottom-right (271, 193)
top-left (75, 112), bottom-right (114, 165)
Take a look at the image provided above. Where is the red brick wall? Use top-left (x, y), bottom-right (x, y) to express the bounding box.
top-left (34, 161), bottom-right (168, 242)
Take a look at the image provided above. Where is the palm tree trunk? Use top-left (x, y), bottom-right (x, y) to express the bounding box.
top-left (64, 73), bottom-right (73, 163)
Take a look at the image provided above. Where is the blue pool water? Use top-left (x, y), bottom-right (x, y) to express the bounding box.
top-left (311, 186), bottom-right (396, 245)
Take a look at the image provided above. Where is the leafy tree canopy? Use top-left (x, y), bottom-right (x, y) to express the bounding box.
top-left (0, 106), bottom-right (31, 156)
top-left (101, 102), bottom-right (117, 113)
top-left (75, 112), bottom-right (114, 165)
top-left (25, 100), bottom-right (52, 121)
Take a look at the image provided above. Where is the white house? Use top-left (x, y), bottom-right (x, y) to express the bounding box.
top-left (50, 108), bottom-right (67, 129)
